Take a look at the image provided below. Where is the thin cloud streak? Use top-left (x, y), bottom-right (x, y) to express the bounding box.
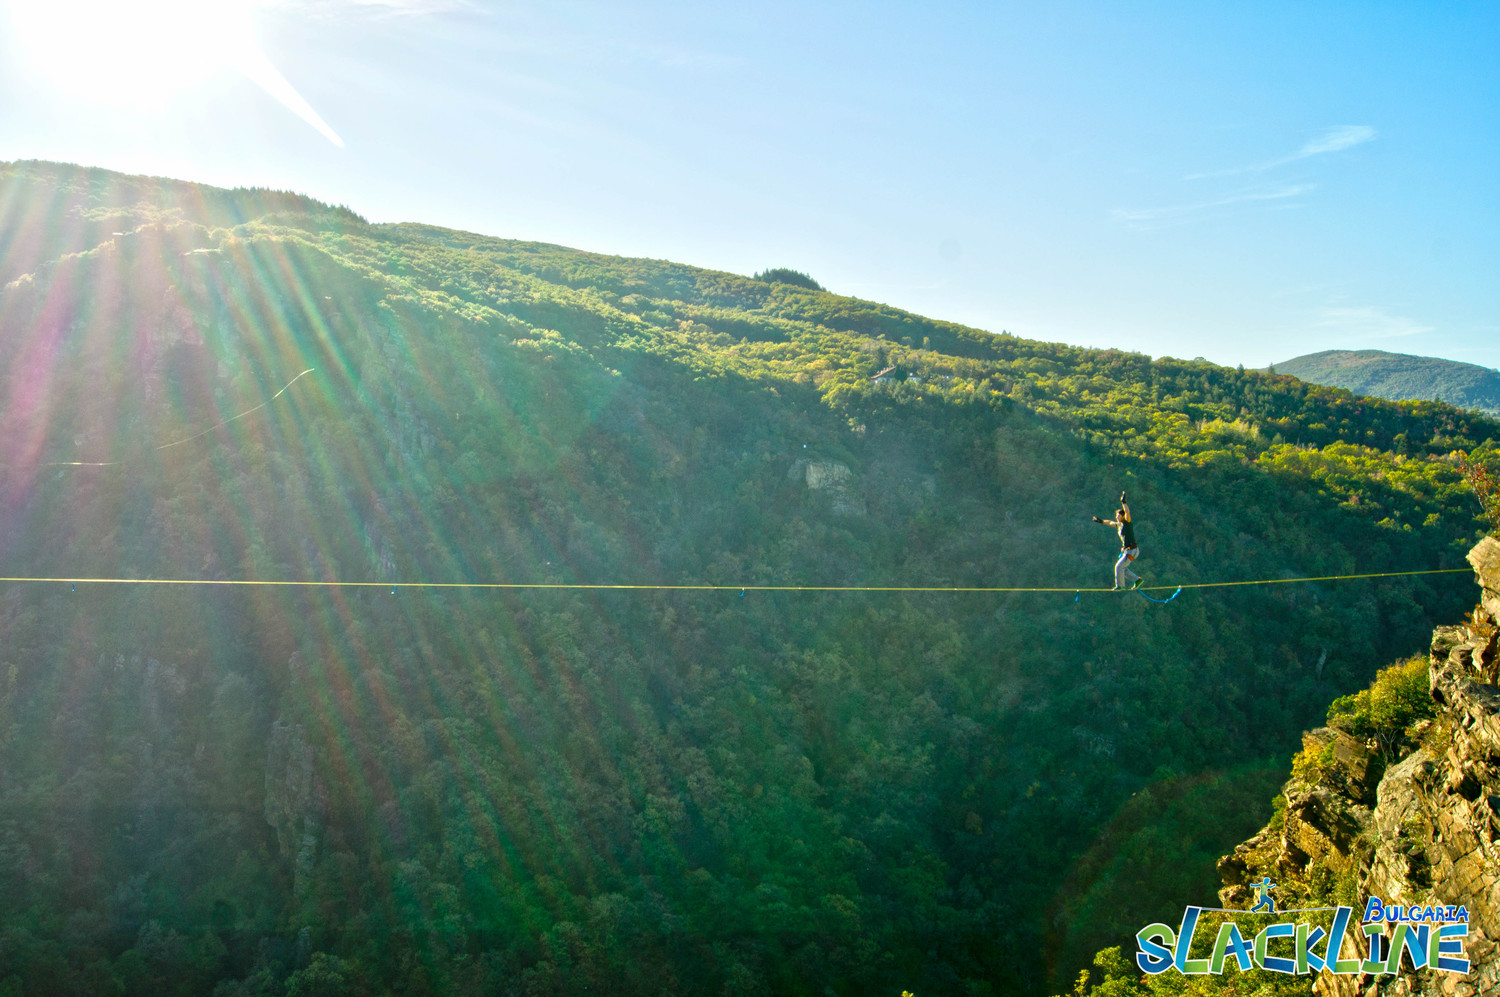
top-left (259, 0), bottom-right (477, 19)
top-left (1297, 125), bottom-right (1377, 157)
top-left (1186, 125), bottom-right (1376, 179)
top-left (1111, 183), bottom-right (1313, 225)
top-left (1313, 306), bottom-right (1433, 341)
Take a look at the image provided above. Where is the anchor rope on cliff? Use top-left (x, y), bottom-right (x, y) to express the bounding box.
top-left (45, 368), bottom-right (316, 467)
top-left (0, 567), bottom-right (1472, 593)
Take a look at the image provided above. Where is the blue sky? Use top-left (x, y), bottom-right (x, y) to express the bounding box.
top-left (2, 0), bottom-right (1495, 370)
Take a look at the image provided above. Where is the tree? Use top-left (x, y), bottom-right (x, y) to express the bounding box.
top-left (752, 268), bottom-right (823, 291)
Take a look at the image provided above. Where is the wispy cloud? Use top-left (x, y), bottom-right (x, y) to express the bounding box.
top-left (260, 0), bottom-right (478, 19)
top-left (1111, 183), bottom-right (1313, 227)
top-left (1270, 280), bottom-right (1358, 299)
top-left (1186, 125), bottom-right (1376, 180)
top-left (1112, 125), bottom-right (1376, 228)
top-left (1438, 343), bottom-right (1500, 370)
top-left (1297, 125), bottom-right (1377, 157)
top-left (841, 281), bottom-right (947, 293)
top-left (239, 0), bottom-right (481, 145)
top-left (1312, 306), bottom-right (1432, 341)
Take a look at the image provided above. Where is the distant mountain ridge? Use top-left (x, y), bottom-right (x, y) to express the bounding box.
top-left (1272, 349), bottom-right (1500, 416)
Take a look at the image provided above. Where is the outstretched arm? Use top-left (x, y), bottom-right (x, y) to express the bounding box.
top-left (1120, 491), bottom-right (1131, 523)
top-left (1092, 515), bottom-right (1118, 526)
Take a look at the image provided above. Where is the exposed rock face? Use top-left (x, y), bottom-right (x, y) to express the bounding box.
top-left (788, 458), bottom-right (866, 516)
top-left (1218, 727), bottom-right (1377, 912)
top-left (1470, 535), bottom-right (1500, 627)
top-left (1218, 537), bottom-right (1500, 996)
top-left (799, 460), bottom-right (851, 491)
top-left (264, 720), bottom-right (326, 895)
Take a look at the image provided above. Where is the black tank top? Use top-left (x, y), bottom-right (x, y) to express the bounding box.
top-left (1119, 519), bottom-right (1137, 550)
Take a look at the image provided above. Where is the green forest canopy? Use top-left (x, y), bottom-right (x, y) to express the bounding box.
top-left (0, 160), bottom-right (1496, 996)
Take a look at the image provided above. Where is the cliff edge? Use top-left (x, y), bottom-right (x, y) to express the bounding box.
top-left (1218, 536), bottom-right (1500, 996)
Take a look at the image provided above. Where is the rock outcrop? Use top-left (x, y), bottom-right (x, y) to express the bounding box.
top-left (1470, 535), bottom-right (1500, 625)
top-left (788, 458), bottom-right (866, 516)
top-left (1218, 536), bottom-right (1500, 997)
top-left (264, 719), bottom-right (326, 895)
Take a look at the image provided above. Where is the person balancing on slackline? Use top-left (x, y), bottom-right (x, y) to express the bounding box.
top-left (1092, 491), bottom-right (1142, 590)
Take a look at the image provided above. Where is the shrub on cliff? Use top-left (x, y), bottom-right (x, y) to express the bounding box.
top-left (1326, 655), bottom-right (1434, 755)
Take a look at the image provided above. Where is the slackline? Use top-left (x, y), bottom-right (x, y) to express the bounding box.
top-left (0, 567), bottom-right (1471, 593)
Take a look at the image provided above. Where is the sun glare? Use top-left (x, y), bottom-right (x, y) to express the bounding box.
top-left (4, 0), bottom-right (343, 145)
top-left (7, 0), bottom-right (250, 108)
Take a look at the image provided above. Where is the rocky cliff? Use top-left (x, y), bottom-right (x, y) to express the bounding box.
top-left (1218, 536), bottom-right (1500, 996)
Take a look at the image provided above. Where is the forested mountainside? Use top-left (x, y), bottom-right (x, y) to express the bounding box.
top-left (1274, 351), bottom-right (1500, 418)
top-left (0, 160), bottom-right (1497, 996)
